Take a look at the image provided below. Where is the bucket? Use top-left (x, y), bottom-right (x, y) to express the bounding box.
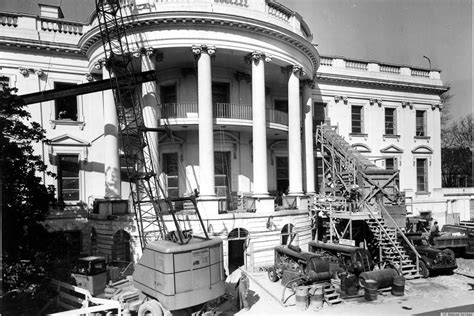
top-left (391, 275), bottom-right (405, 296)
top-left (359, 268), bottom-right (398, 289)
top-left (295, 286), bottom-right (309, 311)
top-left (308, 284), bottom-right (324, 310)
top-left (345, 274), bottom-right (359, 296)
top-left (364, 279), bottom-right (378, 301)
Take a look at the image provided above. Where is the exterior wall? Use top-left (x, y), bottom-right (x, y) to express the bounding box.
top-left (0, 1), bottom-right (455, 269)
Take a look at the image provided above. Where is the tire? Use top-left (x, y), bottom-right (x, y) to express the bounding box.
top-left (418, 260), bottom-right (430, 278)
top-left (268, 267), bottom-right (279, 282)
top-left (442, 248), bottom-right (456, 258)
top-left (138, 300), bottom-right (164, 316)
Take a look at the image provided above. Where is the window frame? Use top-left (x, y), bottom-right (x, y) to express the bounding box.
top-left (416, 158), bottom-right (428, 193)
top-left (351, 105), bottom-right (364, 134)
top-left (49, 79), bottom-right (84, 129)
top-left (162, 152), bottom-right (180, 199)
top-left (384, 107), bottom-right (397, 135)
top-left (57, 154), bottom-right (80, 203)
top-left (415, 110), bottom-right (427, 137)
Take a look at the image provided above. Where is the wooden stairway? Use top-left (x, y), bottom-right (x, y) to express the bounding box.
top-left (366, 217), bottom-right (420, 279)
top-left (323, 284), bottom-right (343, 306)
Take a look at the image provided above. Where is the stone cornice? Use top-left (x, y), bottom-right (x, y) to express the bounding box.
top-left (79, 11), bottom-right (319, 75)
top-left (315, 72), bottom-right (449, 95)
top-left (0, 36), bottom-right (84, 57)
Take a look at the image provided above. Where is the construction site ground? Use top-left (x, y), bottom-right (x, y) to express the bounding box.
top-left (219, 258), bottom-right (474, 315)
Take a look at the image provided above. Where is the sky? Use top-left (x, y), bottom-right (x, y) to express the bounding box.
top-left (279, 0), bottom-right (473, 122)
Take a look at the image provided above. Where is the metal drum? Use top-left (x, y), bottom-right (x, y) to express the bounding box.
top-left (359, 268), bottom-right (398, 289)
top-left (308, 284), bottom-right (324, 310)
top-left (295, 286), bottom-right (309, 311)
top-left (391, 275), bottom-right (405, 296)
top-left (364, 279), bottom-right (378, 301)
top-left (344, 274), bottom-right (359, 296)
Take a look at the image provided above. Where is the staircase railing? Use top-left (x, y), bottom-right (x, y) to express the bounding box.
top-left (377, 202), bottom-right (420, 273)
top-left (362, 201), bottom-right (405, 269)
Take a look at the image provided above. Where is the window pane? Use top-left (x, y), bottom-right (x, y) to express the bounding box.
top-left (416, 158), bottom-right (427, 191)
top-left (161, 84), bottom-right (177, 104)
top-left (385, 108), bottom-right (395, 135)
top-left (212, 82), bottom-right (230, 104)
top-left (351, 106), bottom-right (363, 133)
top-left (416, 111), bottom-right (426, 136)
top-left (54, 82), bottom-right (78, 120)
top-left (275, 100), bottom-right (288, 113)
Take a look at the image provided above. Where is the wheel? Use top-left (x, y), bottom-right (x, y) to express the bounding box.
top-left (268, 267), bottom-right (279, 282)
top-left (138, 300), bottom-right (164, 316)
top-left (418, 260), bottom-right (430, 278)
top-left (442, 248), bottom-right (455, 258)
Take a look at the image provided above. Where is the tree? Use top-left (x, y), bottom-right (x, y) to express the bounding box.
top-left (0, 85), bottom-right (58, 313)
top-left (441, 114), bottom-right (473, 187)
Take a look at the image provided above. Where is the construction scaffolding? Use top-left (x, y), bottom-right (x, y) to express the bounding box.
top-left (312, 125), bottom-right (421, 279)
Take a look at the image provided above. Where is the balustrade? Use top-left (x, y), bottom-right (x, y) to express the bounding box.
top-left (320, 57), bottom-right (333, 67)
top-left (40, 17), bottom-right (84, 35)
top-left (411, 68), bottom-right (430, 78)
top-left (380, 64), bottom-right (400, 74)
top-left (266, 1), bottom-right (292, 22)
top-left (345, 60), bottom-right (368, 71)
top-left (0, 13), bottom-right (18, 27)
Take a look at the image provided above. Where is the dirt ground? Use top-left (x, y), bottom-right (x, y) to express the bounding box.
top-left (218, 258), bottom-right (474, 315)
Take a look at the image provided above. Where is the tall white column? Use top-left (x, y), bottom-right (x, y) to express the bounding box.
top-left (193, 45), bottom-right (216, 197)
top-left (302, 80), bottom-right (315, 194)
top-left (250, 51), bottom-right (270, 197)
top-left (287, 65), bottom-right (303, 195)
top-left (140, 48), bottom-right (161, 196)
top-left (102, 66), bottom-right (121, 198)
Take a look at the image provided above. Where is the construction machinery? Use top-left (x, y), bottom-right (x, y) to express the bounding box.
top-left (312, 125), bottom-right (422, 279)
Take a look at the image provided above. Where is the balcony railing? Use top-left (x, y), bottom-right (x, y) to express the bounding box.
top-left (159, 103), bottom-right (288, 125)
top-left (380, 64), bottom-right (401, 74)
top-left (320, 57), bottom-right (333, 67)
top-left (345, 60), bottom-right (368, 71)
top-left (411, 68), bottom-right (430, 78)
top-left (0, 13), bottom-right (18, 27)
top-left (39, 17), bottom-right (84, 35)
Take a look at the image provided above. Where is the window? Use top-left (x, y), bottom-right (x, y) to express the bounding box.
top-left (416, 158), bottom-right (428, 192)
top-left (58, 154), bottom-right (80, 201)
top-left (276, 156), bottom-right (289, 194)
top-left (385, 158), bottom-right (397, 171)
top-left (0, 76), bottom-right (10, 91)
top-left (54, 82), bottom-right (78, 121)
top-left (384, 108), bottom-right (396, 135)
top-left (274, 99), bottom-right (288, 113)
top-left (162, 152), bottom-right (179, 199)
top-left (315, 157), bottom-right (323, 193)
top-left (313, 102), bottom-right (326, 127)
top-left (160, 84), bottom-right (177, 104)
top-left (160, 84), bottom-right (177, 117)
top-left (214, 151), bottom-right (231, 197)
top-left (351, 105), bottom-right (363, 133)
top-left (416, 110), bottom-right (427, 136)
top-left (213, 82), bottom-right (230, 117)
top-left (212, 82), bottom-right (230, 104)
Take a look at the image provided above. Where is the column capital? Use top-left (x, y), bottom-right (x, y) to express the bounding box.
top-left (300, 79), bottom-right (315, 88)
top-left (244, 51), bottom-right (272, 64)
top-left (281, 64), bottom-right (305, 77)
top-left (192, 45), bottom-right (216, 59)
top-left (132, 47), bottom-right (164, 62)
top-left (93, 58), bottom-right (107, 70)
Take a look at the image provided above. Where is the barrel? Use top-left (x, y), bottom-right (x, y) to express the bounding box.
top-left (359, 268), bottom-right (398, 289)
top-left (344, 274), bottom-right (359, 296)
top-left (391, 275), bottom-right (405, 296)
top-left (339, 272), bottom-right (348, 294)
top-left (295, 286), bottom-right (309, 311)
top-left (364, 279), bottom-right (378, 301)
top-left (308, 284), bottom-right (324, 310)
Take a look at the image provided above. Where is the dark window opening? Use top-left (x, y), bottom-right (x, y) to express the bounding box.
top-left (274, 99), bottom-right (288, 113)
top-left (313, 102), bottom-right (326, 128)
top-left (54, 82), bottom-right (78, 120)
top-left (416, 158), bottom-right (428, 192)
top-left (214, 151), bottom-right (231, 198)
top-left (276, 156), bottom-right (289, 195)
top-left (0, 76), bottom-right (10, 91)
top-left (58, 154), bottom-right (80, 201)
top-left (416, 110), bottom-right (427, 137)
top-left (385, 108), bottom-right (396, 135)
top-left (163, 152), bottom-right (179, 199)
top-left (385, 158), bottom-right (397, 171)
top-left (351, 106), bottom-right (363, 133)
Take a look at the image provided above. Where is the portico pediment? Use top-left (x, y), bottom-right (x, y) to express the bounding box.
top-left (380, 145), bottom-right (404, 154)
top-left (352, 143), bottom-right (371, 153)
top-left (48, 134), bottom-right (90, 147)
top-left (412, 145), bottom-right (433, 154)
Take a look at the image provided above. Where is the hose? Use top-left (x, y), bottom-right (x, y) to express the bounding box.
top-left (281, 276), bottom-right (306, 306)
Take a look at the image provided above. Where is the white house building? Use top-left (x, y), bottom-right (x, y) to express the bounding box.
top-left (2, 0), bottom-right (468, 272)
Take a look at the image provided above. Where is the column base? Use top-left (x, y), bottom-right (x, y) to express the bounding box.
top-left (283, 193), bottom-right (309, 210)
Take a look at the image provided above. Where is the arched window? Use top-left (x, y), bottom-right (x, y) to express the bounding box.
top-left (112, 230), bottom-right (131, 262)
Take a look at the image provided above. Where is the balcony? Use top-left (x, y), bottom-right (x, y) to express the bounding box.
top-left (159, 103), bottom-right (288, 126)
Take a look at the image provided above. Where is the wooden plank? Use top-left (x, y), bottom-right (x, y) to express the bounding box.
top-left (20, 70), bottom-right (156, 105)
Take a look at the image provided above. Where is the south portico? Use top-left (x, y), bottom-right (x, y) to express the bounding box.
top-left (95, 43), bottom-right (317, 215)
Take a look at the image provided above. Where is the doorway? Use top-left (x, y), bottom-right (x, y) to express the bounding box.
top-left (227, 228), bottom-right (249, 274)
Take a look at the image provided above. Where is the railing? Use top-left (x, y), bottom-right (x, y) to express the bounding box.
top-left (345, 60), bottom-right (368, 71)
top-left (39, 17), bottom-right (84, 35)
top-left (214, 0), bottom-right (248, 6)
top-left (160, 103), bottom-right (289, 125)
top-left (214, 103), bottom-right (252, 120)
top-left (380, 64), bottom-right (401, 74)
top-left (0, 13), bottom-right (18, 27)
top-left (219, 192), bottom-right (256, 213)
top-left (411, 68), bottom-right (430, 78)
top-left (266, 1), bottom-right (292, 22)
top-left (320, 57), bottom-right (333, 67)
top-left (161, 103), bottom-right (198, 118)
